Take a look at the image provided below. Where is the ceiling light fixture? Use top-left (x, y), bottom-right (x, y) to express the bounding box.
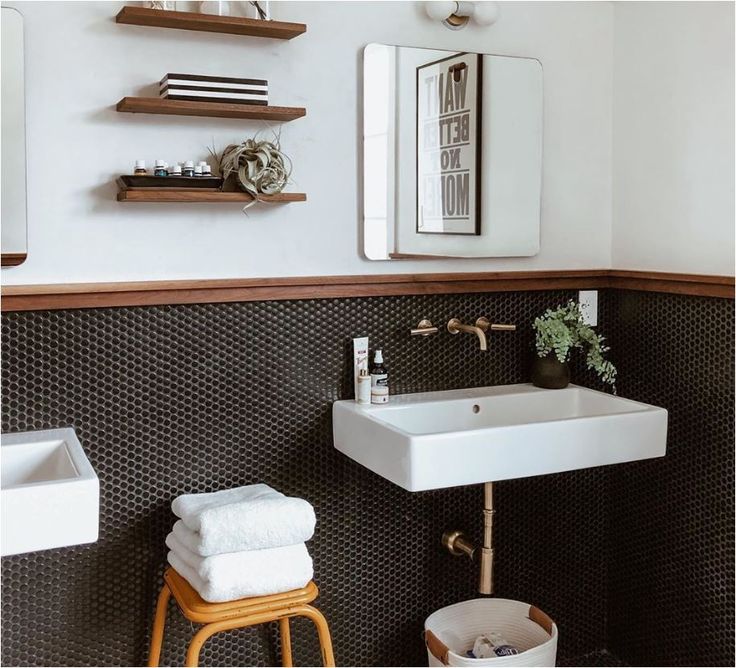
top-left (424, 1), bottom-right (499, 30)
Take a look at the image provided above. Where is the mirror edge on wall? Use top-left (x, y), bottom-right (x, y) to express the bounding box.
top-left (1, 4), bottom-right (28, 268)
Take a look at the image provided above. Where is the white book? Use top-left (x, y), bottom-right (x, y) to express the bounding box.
top-left (160, 88), bottom-right (269, 104)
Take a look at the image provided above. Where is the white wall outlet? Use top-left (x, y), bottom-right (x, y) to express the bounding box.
top-left (578, 290), bottom-right (598, 326)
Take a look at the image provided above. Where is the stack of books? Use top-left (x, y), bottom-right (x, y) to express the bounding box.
top-left (159, 73), bottom-right (269, 106)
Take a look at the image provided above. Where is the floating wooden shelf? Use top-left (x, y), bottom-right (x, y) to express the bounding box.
top-left (117, 190), bottom-right (306, 203)
top-left (116, 97), bottom-right (305, 121)
top-left (116, 6), bottom-right (306, 39)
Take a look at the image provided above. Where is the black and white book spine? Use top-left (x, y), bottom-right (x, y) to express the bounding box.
top-left (163, 78), bottom-right (268, 93)
top-left (160, 86), bottom-right (269, 106)
top-left (159, 74), bottom-right (269, 106)
top-left (160, 73), bottom-right (267, 90)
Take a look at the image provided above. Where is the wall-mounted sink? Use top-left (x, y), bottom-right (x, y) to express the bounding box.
top-left (333, 384), bottom-right (667, 491)
top-left (1, 428), bottom-right (99, 556)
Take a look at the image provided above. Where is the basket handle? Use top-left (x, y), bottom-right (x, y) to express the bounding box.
top-left (529, 605), bottom-right (555, 635)
top-left (425, 630), bottom-right (450, 665)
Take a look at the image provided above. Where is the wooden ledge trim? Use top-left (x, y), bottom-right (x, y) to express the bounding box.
top-left (608, 270), bottom-right (734, 298)
top-left (1, 270), bottom-right (732, 312)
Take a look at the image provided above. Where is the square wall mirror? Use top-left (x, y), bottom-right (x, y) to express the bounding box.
top-left (363, 44), bottom-right (542, 260)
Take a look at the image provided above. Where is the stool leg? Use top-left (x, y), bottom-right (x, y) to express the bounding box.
top-left (185, 623), bottom-right (223, 668)
top-left (148, 583), bottom-right (171, 667)
top-left (279, 617), bottom-right (293, 667)
top-left (293, 605), bottom-right (335, 667)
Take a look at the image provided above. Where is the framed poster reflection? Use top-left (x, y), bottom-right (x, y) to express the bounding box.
top-left (416, 52), bottom-right (482, 235)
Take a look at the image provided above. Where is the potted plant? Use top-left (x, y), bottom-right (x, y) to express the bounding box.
top-left (532, 301), bottom-right (617, 390)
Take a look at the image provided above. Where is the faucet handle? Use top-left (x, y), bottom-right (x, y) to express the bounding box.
top-left (476, 318), bottom-right (517, 332)
top-left (411, 319), bottom-right (439, 336)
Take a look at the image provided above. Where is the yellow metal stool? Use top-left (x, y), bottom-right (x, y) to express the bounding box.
top-left (149, 567), bottom-right (336, 667)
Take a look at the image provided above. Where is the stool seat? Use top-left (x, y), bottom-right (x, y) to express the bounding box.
top-left (164, 567), bottom-right (319, 624)
top-left (149, 567), bottom-right (335, 667)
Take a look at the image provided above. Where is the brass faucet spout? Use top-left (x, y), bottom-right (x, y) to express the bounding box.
top-left (447, 319), bottom-right (488, 350)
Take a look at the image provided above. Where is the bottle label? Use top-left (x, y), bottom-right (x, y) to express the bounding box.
top-left (371, 374), bottom-right (389, 403)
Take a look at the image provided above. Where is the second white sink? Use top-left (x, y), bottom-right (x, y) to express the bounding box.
top-left (1, 428), bottom-right (99, 556)
top-left (333, 384), bottom-right (667, 491)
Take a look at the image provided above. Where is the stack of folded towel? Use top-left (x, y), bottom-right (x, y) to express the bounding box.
top-left (166, 484), bottom-right (316, 603)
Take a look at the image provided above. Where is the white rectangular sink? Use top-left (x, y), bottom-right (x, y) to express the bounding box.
top-left (1, 428), bottom-right (99, 556)
top-left (333, 384), bottom-right (667, 491)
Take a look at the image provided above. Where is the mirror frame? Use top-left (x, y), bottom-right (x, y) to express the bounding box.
top-left (1, 5), bottom-right (28, 268)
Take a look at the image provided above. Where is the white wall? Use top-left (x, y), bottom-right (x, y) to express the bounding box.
top-left (612, 1), bottom-right (735, 275)
top-left (1, 1), bottom-right (614, 285)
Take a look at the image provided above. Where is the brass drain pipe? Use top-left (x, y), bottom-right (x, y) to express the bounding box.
top-left (441, 482), bottom-right (495, 594)
top-left (479, 482), bottom-right (495, 594)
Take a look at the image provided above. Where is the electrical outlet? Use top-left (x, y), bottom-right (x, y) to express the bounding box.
top-left (579, 290), bottom-right (598, 326)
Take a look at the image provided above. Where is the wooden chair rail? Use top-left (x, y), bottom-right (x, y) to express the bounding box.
top-left (1, 270), bottom-right (732, 312)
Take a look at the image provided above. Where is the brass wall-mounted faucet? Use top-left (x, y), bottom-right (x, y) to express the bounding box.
top-left (409, 317), bottom-right (516, 349)
top-left (447, 317), bottom-right (517, 350)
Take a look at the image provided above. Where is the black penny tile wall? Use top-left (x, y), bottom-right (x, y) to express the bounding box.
top-left (603, 291), bottom-right (734, 667)
top-left (0, 289), bottom-right (732, 667)
top-left (0, 290), bottom-right (605, 667)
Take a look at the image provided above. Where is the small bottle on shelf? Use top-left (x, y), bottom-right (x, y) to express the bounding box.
top-left (169, 163), bottom-right (182, 176)
top-left (202, 163), bottom-right (212, 176)
top-left (134, 160), bottom-right (147, 175)
top-left (194, 165), bottom-right (203, 177)
top-left (183, 161), bottom-right (195, 177)
top-left (154, 160), bottom-right (167, 177)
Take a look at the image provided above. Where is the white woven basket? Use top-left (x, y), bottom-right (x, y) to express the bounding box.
top-left (425, 598), bottom-right (558, 667)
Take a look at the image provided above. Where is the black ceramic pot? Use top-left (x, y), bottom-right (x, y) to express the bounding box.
top-left (531, 352), bottom-right (570, 389)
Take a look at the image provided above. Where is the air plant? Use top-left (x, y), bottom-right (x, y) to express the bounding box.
top-left (210, 134), bottom-right (292, 211)
top-left (249, 1), bottom-right (269, 20)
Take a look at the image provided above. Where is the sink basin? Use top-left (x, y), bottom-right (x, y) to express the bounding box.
top-left (333, 384), bottom-right (667, 491)
top-left (1, 428), bottom-right (99, 556)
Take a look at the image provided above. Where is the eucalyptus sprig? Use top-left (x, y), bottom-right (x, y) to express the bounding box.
top-left (533, 301), bottom-right (617, 389)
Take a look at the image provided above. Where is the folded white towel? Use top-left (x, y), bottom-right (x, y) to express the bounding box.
top-left (171, 484), bottom-right (316, 554)
top-left (165, 533), bottom-right (313, 603)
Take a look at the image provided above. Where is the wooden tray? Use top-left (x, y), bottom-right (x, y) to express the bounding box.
top-left (117, 189), bottom-right (306, 203)
top-left (117, 175), bottom-right (224, 190)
